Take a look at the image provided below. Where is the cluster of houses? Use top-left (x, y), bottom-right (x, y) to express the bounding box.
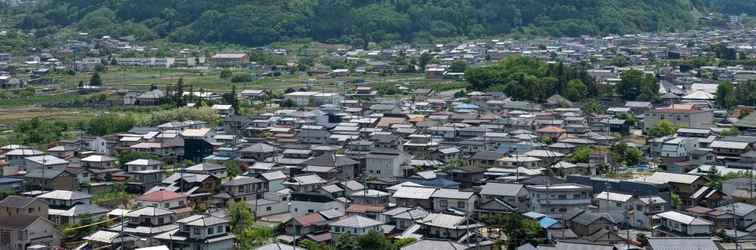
top-left (0, 80), bottom-right (756, 250)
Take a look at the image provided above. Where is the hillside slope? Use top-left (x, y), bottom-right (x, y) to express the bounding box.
top-left (12, 0), bottom-right (752, 46)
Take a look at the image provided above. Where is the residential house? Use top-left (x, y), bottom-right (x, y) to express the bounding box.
top-left (125, 159), bottom-right (164, 191)
top-left (184, 163), bottom-right (227, 179)
top-left (111, 207), bottom-right (179, 246)
top-left (527, 183), bottom-right (593, 216)
top-left (24, 168), bottom-right (78, 191)
top-left (478, 183), bottom-right (529, 214)
top-left (564, 209), bottom-right (617, 237)
top-left (415, 213), bottom-right (483, 240)
top-left (365, 149), bottom-right (411, 180)
top-left (0, 195), bottom-right (48, 217)
top-left (652, 210), bottom-right (714, 237)
top-left (302, 153), bottom-right (359, 180)
top-left (329, 215), bottom-right (385, 236)
top-left (431, 188), bottom-right (477, 214)
top-left (391, 186), bottom-right (437, 210)
top-left (136, 190), bottom-right (189, 211)
top-left (155, 215), bottom-right (235, 250)
top-left (212, 176), bottom-right (266, 207)
top-left (288, 192), bottom-right (345, 217)
top-left (0, 216), bottom-right (63, 250)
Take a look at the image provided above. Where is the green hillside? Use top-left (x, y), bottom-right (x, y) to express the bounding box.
top-left (8, 0), bottom-right (755, 46)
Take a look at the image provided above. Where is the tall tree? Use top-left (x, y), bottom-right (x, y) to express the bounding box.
top-left (89, 72), bottom-right (103, 86)
top-left (716, 81), bottom-right (737, 109)
top-left (175, 77), bottom-right (185, 108)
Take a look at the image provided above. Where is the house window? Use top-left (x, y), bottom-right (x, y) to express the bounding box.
top-left (158, 218), bottom-right (164, 224)
top-left (457, 201), bottom-right (466, 209)
top-left (218, 226), bottom-right (224, 233)
top-left (439, 199), bottom-right (448, 208)
top-left (208, 227), bottom-right (214, 234)
top-left (266, 207), bottom-right (272, 211)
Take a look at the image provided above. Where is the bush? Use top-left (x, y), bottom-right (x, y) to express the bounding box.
top-left (231, 73), bottom-right (253, 83)
top-left (220, 69), bottom-right (233, 79)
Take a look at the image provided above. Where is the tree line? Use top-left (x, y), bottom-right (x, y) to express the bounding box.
top-left (465, 56), bottom-right (661, 103)
top-left (14, 0), bottom-right (741, 46)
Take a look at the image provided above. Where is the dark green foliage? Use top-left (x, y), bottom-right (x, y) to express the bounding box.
top-left (716, 81), bottom-right (737, 109)
top-left (610, 142), bottom-right (643, 166)
top-left (220, 69), bottom-right (233, 79)
top-left (616, 70), bottom-right (658, 101)
top-left (14, 117), bottom-right (70, 145)
top-left (18, 0), bottom-right (726, 46)
top-left (231, 73), bottom-right (253, 83)
top-left (84, 113), bottom-right (136, 136)
top-left (482, 213), bottom-right (544, 250)
top-left (465, 56), bottom-right (597, 102)
top-left (647, 120), bottom-right (680, 138)
top-left (449, 60), bottom-right (467, 73)
top-left (89, 72), bottom-right (103, 86)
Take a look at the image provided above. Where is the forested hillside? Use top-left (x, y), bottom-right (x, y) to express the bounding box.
top-left (9, 0), bottom-right (756, 46)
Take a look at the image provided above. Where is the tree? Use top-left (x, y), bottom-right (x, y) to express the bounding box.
top-left (647, 120), bottom-right (679, 138)
top-left (569, 146), bottom-right (592, 163)
top-left (224, 161), bottom-right (241, 178)
top-left (228, 200), bottom-right (255, 234)
top-left (482, 213), bottom-right (543, 250)
top-left (449, 60), bottom-right (467, 73)
top-left (222, 85), bottom-right (240, 115)
top-left (720, 127), bottom-right (739, 137)
top-left (670, 192), bottom-right (682, 209)
top-left (175, 77), bottom-right (185, 108)
top-left (220, 69), bottom-right (233, 79)
top-left (335, 234), bottom-right (360, 250)
top-left (716, 81), bottom-right (737, 109)
top-left (636, 233), bottom-right (649, 247)
top-left (231, 73), bottom-right (253, 83)
top-left (89, 72), bottom-right (103, 86)
top-left (616, 70), bottom-right (643, 100)
top-left (564, 79), bottom-right (587, 101)
top-left (394, 238), bottom-right (417, 248)
top-left (418, 52), bottom-right (433, 72)
top-left (357, 230), bottom-right (393, 250)
top-left (581, 100), bottom-right (605, 114)
top-left (610, 142), bottom-right (643, 166)
top-left (238, 227), bottom-right (274, 249)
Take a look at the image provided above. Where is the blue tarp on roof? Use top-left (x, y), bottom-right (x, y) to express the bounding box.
top-left (538, 217), bottom-right (559, 229)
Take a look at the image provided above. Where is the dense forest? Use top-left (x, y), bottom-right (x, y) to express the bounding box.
top-left (7, 0), bottom-right (756, 46)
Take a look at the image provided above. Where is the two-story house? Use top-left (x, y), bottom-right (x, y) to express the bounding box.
top-left (526, 183), bottom-right (593, 216)
top-left (155, 214), bottom-right (235, 250)
top-left (0, 215), bottom-right (63, 250)
top-left (431, 189), bottom-right (477, 215)
top-left (112, 206), bottom-right (179, 246)
top-left (125, 159), bottom-right (164, 191)
top-left (0, 195), bottom-right (48, 217)
top-left (213, 176), bottom-right (267, 206)
top-left (365, 149), bottom-right (412, 180)
top-left (136, 190), bottom-right (190, 214)
top-left (391, 186), bottom-right (437, 210)
top-left (478, 183), bottom-right (529, 215)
